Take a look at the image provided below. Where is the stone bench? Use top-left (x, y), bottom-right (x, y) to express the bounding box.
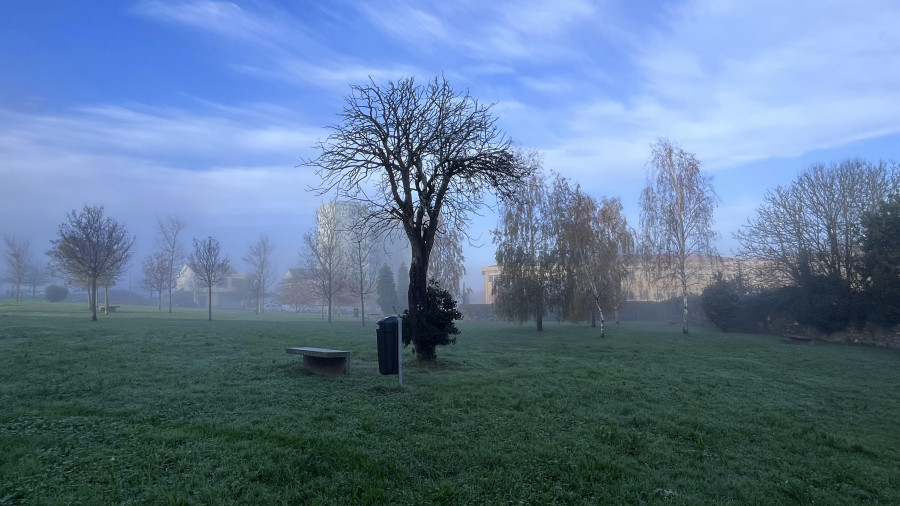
top-left (101, 305), bottom-right (120, 314)
top-left (286, 347), bottom-right (349, 375)
top-left (786, 334), bottom-right (813, 344)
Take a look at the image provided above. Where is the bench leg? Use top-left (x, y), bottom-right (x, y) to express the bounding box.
top-left (302, 355), bottom-right (348, 375)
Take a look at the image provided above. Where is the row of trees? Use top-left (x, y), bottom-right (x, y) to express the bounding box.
top-left (491, 138), bottom-right (721, 336)
top-left (705, 159), bottom-right (900, 335)
top-left (6, 204), bottom-right (274, 322)
top-left (139, 216), bottom-right (277, 318)
top-left (2, 235), bottom-right (52, 301)
top-left (492, 150), bottom-right (634, 335)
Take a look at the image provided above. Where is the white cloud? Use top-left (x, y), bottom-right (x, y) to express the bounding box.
top-left (0, 103), bottom-right (323, 271)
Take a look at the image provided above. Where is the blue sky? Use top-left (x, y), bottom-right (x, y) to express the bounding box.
top-left (2, 0), bottom-right (899, 295)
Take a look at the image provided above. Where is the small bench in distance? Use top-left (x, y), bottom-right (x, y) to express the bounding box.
top-left (101, 305), bottom-right (120, 314)
top-left (286, 347), bottom-right (349, 375)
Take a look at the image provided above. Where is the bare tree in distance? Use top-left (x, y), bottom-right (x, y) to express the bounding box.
top-left (346, 215), bottom-right (379, 326)
top-left (47, 205), bottom-right (136, 321)
top-left (244, 235), bottom-right (276, 314)
top-left (157, 216), bottom-right (186, 313)
top-left (639, 138), bottom-right (719, 334)
top-left (141, 252), bottom-right (169, 310)
top-left (25, 261), bottom-right (53, 298)
top-left (3, 235), bottom-right (31, 301)
top-left (307, 75), bottom-right (531, 360)
top-left (302, 204), bottom-right (347, 323)
top-left (188, 236), bottom-right (231, 321)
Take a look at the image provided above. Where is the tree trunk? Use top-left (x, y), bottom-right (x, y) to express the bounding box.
top-left (327, 292), bottom-right (333, 322)
top-left (591, 296), bottom-right (606, 338)
top-left (408, 249), bottom-right (434, 361)
top-left (104, 283), bottom-right (109, 314)
top-left (167, 268), bottom-right (173, 313)
top-left (90, 277), bottom-right (98, 321)
top-left (681, 280), bottom-right (689, 335)
top-left (207, 285), bottom-right (213, 321)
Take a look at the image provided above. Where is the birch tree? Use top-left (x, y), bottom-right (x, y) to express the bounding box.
top-left (430, 220), bottom-right (466, 300)
top-left (493, 154), bottom-right (557, 331)
top-left (554, 180), bottom-right (633, 336)
top-left (639, 138), bottom-right (719, 334)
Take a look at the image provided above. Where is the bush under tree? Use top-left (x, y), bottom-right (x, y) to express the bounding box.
top-left (401, 280), bottom-right (462, 359)
top-left (44, 285), bottom-right (69, 302)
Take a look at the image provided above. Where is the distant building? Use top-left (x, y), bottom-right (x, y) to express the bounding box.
top-left (176, 264), bottom-right (249, 309)
top-left (481, 256), bottom-right (749, 304)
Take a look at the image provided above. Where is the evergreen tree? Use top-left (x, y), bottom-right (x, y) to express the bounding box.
top-left (376, 264), bottom-right (399, 314)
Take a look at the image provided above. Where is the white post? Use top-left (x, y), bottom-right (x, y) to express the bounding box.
top-left (397, 315), bottom-right (403, 388)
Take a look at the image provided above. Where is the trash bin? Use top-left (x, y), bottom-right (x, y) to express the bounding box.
top-left (376, 316), bottom-right (399, 375)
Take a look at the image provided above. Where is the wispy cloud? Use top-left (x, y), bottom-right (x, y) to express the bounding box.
top-left (135, 0), bottom-right (426, 91)
top-left (0, 102), bottom-right (321, 264)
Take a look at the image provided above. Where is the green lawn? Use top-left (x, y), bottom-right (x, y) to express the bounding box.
top-left (1, 301), bottom-right (898, 505)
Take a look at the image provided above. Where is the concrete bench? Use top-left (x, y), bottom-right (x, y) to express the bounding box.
top-left (101, 305), bottom-right (120, 314)
top-left (286, 347), bottom-right (349, 375)
top-left (786, 335), bottom-right (813, 345)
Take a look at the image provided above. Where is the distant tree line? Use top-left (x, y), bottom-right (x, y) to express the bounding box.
top-left (492, 149), bottom-right (634, 335)
top-left (705, 159), bottom-right (900, 337)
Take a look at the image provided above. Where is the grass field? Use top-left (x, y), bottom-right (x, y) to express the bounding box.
top-left (1, 301), bottom-right (899, 505)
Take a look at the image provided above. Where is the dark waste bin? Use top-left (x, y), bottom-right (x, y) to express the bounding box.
top-left (376, 316), bottom-right (399, 375)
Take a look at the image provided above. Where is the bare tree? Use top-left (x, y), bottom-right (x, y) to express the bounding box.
top-left (244, 235), bottom-right (276, 314)
top-left (157, 216), bottom-right (186, 313)
top-left (736, 159), bottom-right (899, 289)
top-left (141, 252), bottom-right (169, 310)
top-left (308, 76), bottom-right (531, 361)
top-left (347, 219), bottom-right (378, 326)
top-left (47, 205), bottom-right (136, 321)
top-left (302, 205), bottom-right (347, 322)
top-left (3, 235), bottom-right (31, 301)
top-left (493, 157), bottom-right (558, 331)
top-left (24, 261), bottom-right (52, 298)
top-left (188, 236), bottom-right (231, 321)
top-left (639, 138), bottom-right (719, 334)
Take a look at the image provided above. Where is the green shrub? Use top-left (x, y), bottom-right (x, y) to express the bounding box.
top-left (44, 285), bottom-right (69, 302)
top-left (701, 276), bottom-right (741, 331)
top-left (401, 280), bottom-right (462, 355)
